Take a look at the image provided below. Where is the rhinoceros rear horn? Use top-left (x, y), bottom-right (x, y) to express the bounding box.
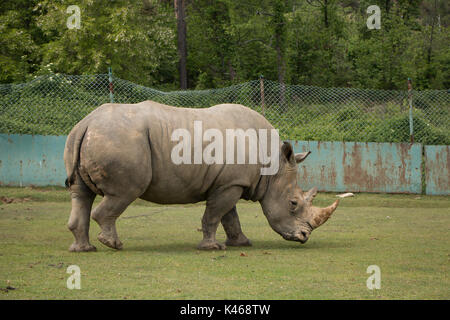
top-left (310, 200), bottom-right (339, 229)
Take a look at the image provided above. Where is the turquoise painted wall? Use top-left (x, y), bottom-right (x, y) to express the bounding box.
top-left (0, 134), bottom-right (448, 194)
top-left (424, 145), bottom-right (450, 195)
top-left (0, 134), bottom-right (66, 187)
top-left (291, 141), bottom-right (423, 194)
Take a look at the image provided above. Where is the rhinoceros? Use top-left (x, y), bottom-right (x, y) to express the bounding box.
top-left (64, 101), bottom-right (339, 252)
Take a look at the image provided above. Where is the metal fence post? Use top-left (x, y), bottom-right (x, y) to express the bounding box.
top-left (259, 75), bottom-right (265, 117)
top-left (108, 67), bottom-right (114, 103)
top-left (408, 78), bottom-right (414, 143)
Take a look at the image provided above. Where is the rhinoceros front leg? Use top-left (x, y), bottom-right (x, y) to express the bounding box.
top-left (222, 206), bottom-right (252, 247)
top-left (197, 186), bottom-right (243, 250)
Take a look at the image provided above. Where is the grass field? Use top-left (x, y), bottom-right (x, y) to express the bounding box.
top-left (0, 187), bottom-right (449, 300)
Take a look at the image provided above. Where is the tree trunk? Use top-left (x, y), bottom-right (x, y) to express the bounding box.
top-left (427, 0), bottom-right (437, 65)
top-left (272, 0), bottom-right (286, 111)
top-left (175, 0), bottom-right (188, 89)
top-left (324, 0), bottom-right (328, 28)
top-left (275, 35), bottom-right (286, 110)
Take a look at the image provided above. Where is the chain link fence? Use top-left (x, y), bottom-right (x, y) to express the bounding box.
top-left (0, 73), bottom-right (449, 144)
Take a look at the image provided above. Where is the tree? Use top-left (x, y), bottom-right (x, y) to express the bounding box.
top-left (306, 0), bottom-right (331, 28)
top-left (186, 0), bottom-right (236, 88)
top-left (0, 0), bottom-right (42, 83)
top-left (34, 0), bottom-right (177, 87)
top-left (175, 0), bottom-right (188, 89)
top-left (270, 0), bottom-right (287, 108)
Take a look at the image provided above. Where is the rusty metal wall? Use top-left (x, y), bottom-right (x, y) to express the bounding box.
top-left (0, 134), bottom-right (66, 187)
top-left (424, 145), bottom-right (450, 195)
top-left (0, 134), bottom-right (447, 195)
top-left (291, 141), bottom-right (423, 194)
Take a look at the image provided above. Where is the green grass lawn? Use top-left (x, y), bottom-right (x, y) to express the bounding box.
top-left (0, 187), bottom-right (449, 299)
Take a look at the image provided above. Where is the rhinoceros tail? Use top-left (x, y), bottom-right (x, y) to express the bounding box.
top-left (65, 124), bottom-right (88, 188)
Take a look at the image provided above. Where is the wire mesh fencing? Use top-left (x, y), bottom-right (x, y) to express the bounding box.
top-left (0, 73), bottom-right (448, 144)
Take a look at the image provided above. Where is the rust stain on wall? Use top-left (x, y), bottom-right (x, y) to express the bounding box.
top-left (425, 145), bottom-right (450, 195)
top-left (293, 141), bottom-right (422, 194)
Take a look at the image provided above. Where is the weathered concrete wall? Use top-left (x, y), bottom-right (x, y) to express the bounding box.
top-left (291, 141), bottom-right (423, 194)
top-left (0, 134), bottom-right (448, 194)
top-left (424, 145), bottom-right (450, 195)
top-left (0, 134), bottom-right (66, 187)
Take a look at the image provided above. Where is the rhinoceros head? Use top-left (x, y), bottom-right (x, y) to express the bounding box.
top-left (260, 141), bottom-right (339, 243)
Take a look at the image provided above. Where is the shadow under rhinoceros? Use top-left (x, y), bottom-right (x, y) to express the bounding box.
top-left (254, 239), bottom-right (352, 250)
top-left (122, 238), bottom-right (351, 253)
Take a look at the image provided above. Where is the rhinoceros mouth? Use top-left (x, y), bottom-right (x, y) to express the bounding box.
top-left (281, 232), bottom-right (308, 244)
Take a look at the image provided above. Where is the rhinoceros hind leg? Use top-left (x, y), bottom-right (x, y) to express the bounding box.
top-left (222, 206), bottom-right (252, 247)
top-left (91, 195), bottom-right (133, 250)
top-left (69, 242), bottom-right (97, 252)
top-left (197, 240), bottom-right (226, 250)
top-left (197, 186), bottom-right (243, 250)
top-left (68, 180), bottom-right (96, 252)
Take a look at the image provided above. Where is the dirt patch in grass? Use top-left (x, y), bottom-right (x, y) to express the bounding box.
top-left (0, 196), bottom-right (32, 204)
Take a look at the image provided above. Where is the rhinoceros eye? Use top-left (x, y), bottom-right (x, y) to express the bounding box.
top-left (289, 200), bottom-right (298, 214)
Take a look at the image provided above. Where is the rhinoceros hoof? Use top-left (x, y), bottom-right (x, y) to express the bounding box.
top-left (225, 237), bottom-right (252, 247)
top-left (197, 240), bottom-right (226, 250)
top-left (69, 242), bottom-right (97, 252)
top-left (98, 233), bottom-right (123, 250)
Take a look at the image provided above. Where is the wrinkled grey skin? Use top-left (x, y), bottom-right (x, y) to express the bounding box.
top-left (64, 101), bottom-right (338, 252)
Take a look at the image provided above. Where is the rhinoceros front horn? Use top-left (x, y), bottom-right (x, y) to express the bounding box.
top-left (310, 199), bottom-right (339, 229)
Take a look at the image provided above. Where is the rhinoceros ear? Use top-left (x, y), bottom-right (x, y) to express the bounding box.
top-left (295, 151), bottom-right (311, 164)
top-left (304, 187), bottom-right (318, 203)
top-left (281, 141), bottom-right (294, 163)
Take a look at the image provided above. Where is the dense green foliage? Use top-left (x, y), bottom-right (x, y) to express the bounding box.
top-left (1, 0), bottom-right (449, 90)
top-left (1, 1), bottom-right (448, 144)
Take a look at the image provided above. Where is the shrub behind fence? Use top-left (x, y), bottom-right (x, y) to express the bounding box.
top-left (0, 73), bottom-right (448, 144)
